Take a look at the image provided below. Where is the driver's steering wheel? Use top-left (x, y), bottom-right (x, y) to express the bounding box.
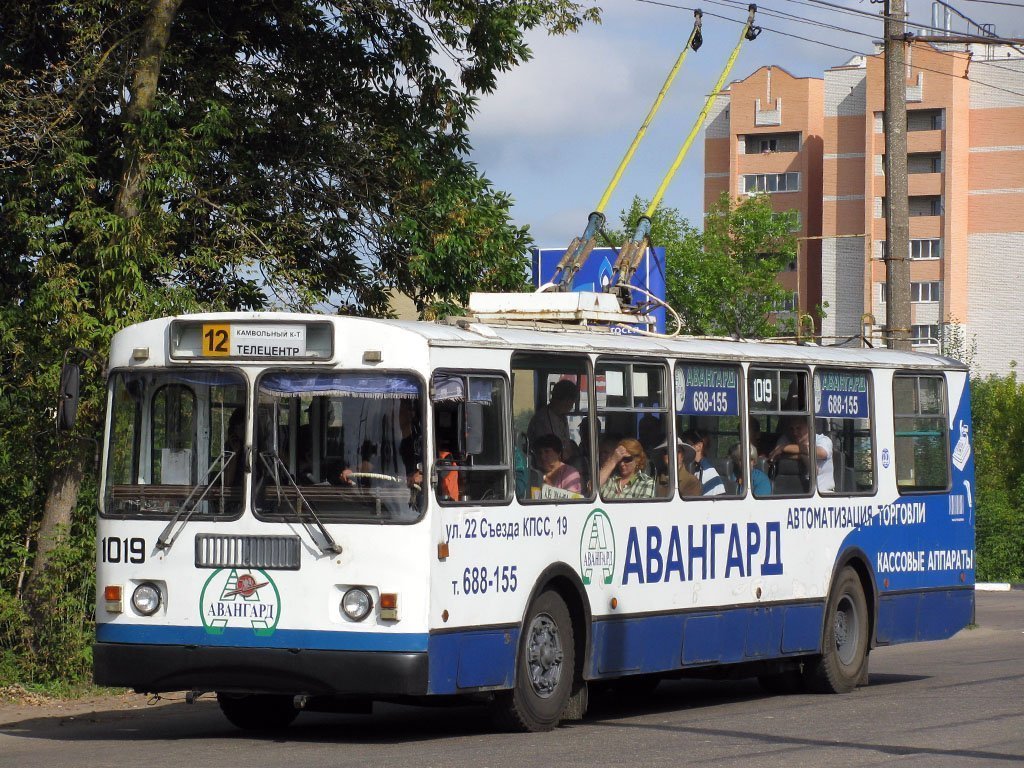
top-left (346, 472), bottom-right (404, 485)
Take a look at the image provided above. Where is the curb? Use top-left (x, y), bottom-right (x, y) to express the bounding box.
top-left (975, 583), bottom-right (1024, 591)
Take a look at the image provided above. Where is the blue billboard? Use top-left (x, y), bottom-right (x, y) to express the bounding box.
top-left (531, 246), bottom-right (667, 333)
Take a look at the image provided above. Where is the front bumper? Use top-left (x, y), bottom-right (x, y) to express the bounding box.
top-left (93, 642), bottom-right (429, 696)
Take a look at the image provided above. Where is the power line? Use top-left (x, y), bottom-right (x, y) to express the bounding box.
top-left (955, 0), bottom-right (1024, 6)
top-left (633, 0), bottom-right (1024, 99)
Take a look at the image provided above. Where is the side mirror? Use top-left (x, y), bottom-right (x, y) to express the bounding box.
top-left (465, 403), bottom-right (484, 455)
top-left (57, 363), bottom-right (81, 431)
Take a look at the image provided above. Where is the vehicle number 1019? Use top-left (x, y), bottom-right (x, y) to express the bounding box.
top-left (100, 536), bottom-right (146, 564)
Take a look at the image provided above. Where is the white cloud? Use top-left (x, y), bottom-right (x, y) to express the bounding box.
top-left (469, 29), bottom-right (671, 140)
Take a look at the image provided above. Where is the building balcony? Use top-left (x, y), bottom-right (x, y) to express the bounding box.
top-left (736, 152), bottom-right (801, 173)
top-left (907, 130), bottom-right (944, 154)
top-left (908, 172), bottom-right (943, 197)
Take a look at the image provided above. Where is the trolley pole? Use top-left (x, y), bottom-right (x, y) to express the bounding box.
top-left (883, 0), bottom-right (911, 351)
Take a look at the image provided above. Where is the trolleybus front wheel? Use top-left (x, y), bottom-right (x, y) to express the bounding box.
top-left (804, 566), bottom-right (869, 693)
top-left (217, 692), bottom-right (300, 731)
top-left (491, 589), bottom-right (575, 732)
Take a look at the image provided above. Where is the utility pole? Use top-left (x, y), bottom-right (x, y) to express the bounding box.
top-left (884, 0), bottom-right (911, 350)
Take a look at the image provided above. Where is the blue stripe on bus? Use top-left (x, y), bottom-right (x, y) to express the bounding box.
top-left (95, 622), bottom-right (429, 652)
top-left (97, 588), bottom-right (972, 695)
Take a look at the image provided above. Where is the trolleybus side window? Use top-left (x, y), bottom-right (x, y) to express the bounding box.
top-left (893, 373), bottom-right (950, 493)
top-left (814, 368), bottom-right (875, 495)
top-left (511, 353), bottom-right (591, 503)
top-left (674, 362), bottom-right (743, 498)
top-left (253, 371), bottom-right (425, 523)
top-left (432, 372), bottom-right (512, 505)
top-left (595, 359), bottom-right (670, 501)
top-left (750, 368), bottom-right (816, 497)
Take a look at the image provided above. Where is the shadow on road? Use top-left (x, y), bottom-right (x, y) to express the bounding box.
top-left (0, 677), bottom-right (807, 745)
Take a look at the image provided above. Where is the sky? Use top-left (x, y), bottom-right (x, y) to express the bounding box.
top-left (465, 0), bottom-right (1024, 248)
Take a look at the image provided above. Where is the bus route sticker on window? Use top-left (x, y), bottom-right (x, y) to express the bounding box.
top-left (201, 323), bottom-right (307, 358)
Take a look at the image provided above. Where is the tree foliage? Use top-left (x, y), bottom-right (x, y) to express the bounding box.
top-left (0, 0), bottom-right (599, 685)
top-left (611, 193), bottom-right (797, 337)
top-left (972, 370), bottom-right (1024, 583)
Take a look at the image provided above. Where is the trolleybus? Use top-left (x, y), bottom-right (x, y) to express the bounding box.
top-left (92, 296), bottom-right (975, 731)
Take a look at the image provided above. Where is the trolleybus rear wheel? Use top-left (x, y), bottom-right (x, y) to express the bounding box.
top-left (804, 566), bottom-right (869, 693)
top-left (491, 589), bottom-right (575, 732)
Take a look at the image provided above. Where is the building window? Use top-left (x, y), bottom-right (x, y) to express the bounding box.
top-left (743, 172), bottom-right (800, 194)
top-left (908, 152), bottom-right (942, 174)
top-left (909, 196), bottom-right (942, 216)
top-left (911, 324), bottom-right (940, 348)
top-left (911, 282), bottom-right (941, 303)
top-left (911, 239), bottom-right (941, 260)
top-left (907, 109), bottom-right (943, 132)
top-left (743, 132), bottom-right (800, 154)
top-left (772, 292), bottom-right (799, 312)
top-left (880, 239), bottom-right (941, 260)
top-left (879, 283), bottom-right (887, 304)
top-left (771, 210), bottom-right (801, 232)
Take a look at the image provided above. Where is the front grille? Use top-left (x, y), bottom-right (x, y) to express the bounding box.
top-left (195, 534), bottom-right (301, 570)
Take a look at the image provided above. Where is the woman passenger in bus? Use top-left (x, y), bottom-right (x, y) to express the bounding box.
top-left (533, 434), bottom-right (582, 494)
top-left (598, 438), bottom-right (655, 499)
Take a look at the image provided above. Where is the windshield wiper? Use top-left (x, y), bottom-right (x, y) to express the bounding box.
top-left (258, 450), bottom-right (343, 557)
top-left (155, 450), bottom-right (236, 552)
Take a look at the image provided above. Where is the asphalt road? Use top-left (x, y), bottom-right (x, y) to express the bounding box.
top-left (2, 591), bottom-right (1022, 768)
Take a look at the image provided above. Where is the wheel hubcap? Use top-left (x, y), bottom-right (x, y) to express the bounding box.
top-left (526, 612), bottom-right (564, 698)
top-left (834, 594), bottom-right (860, 666)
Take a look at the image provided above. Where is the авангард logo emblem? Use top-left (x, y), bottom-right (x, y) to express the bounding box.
top-left (200, 568), bottom-right (281, 636)
top-left (580, 509), bottom-right (615, 586)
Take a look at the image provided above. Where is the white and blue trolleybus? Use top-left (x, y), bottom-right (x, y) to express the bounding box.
top-left (93, 293), bottom-right (976, 731)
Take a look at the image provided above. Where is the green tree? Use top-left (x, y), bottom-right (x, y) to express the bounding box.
top-left (971, 370), bottom-right (1024, 582)
top-left (0, 0), bottom-right (598, 683)
top-left (611, 193), bottom-right (797, 337)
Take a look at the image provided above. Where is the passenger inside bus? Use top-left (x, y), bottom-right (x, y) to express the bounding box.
top-left (655, 438), bottom-right (701, 497)
top-left (731, 442), bottom-right (772, 496)
top-left (526, 379), bottom-right (579, 464)
top-left (532, 434), bottom-right (582, 494)
top-left (599, 438), bottom-right (655, 499)
top-left (769, 416), bottom-right (835, 493)
top-left (680, 429), bottom-right (726, 496)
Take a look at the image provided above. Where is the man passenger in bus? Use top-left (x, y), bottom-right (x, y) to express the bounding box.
top-left (599, 438), bottom-right (655, 499)
top-left (533, 434), bottom-right (582, 494)
top-left (436, 437), bottom-right (461, 501)
top-left (768, 416), bottom-right (834, 492)
top-left (680, 429), bottom-right (726, 496)
top-left (655, 438), bottom-right (701, 497)
top-left (527, 379), bottom-right (579, 463)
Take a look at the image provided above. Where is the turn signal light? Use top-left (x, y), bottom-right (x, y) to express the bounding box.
top-left (104, 585), bottom-right (123, 613)
top-left (380, 592), bottom-right (398, 621)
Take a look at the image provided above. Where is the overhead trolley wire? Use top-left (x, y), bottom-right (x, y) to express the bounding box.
top-left (635, 0), bottom-right (1024, 98)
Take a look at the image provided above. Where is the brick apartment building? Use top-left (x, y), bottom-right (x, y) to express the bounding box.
top-left (705, 41), bottom-right (1024, 376)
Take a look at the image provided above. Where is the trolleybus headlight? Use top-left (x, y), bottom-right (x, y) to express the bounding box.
top-left (341, 588), bottom-right (373, 621)
top-left (131, 583), bottom-right (162, 616)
